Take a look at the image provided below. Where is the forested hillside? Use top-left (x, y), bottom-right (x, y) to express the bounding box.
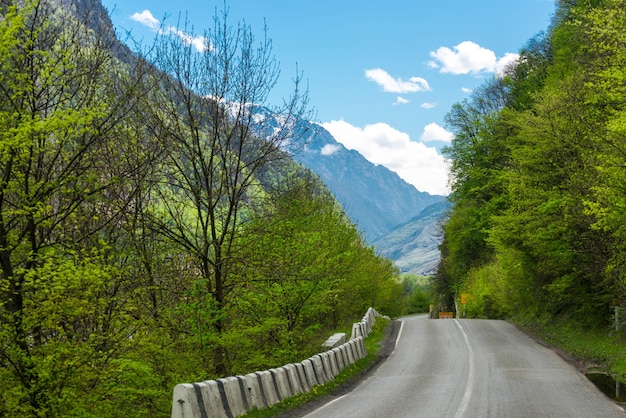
top-left (435, 0), bottom-right (626, 326)
top-left (0, 1), bottom-right (405, 416)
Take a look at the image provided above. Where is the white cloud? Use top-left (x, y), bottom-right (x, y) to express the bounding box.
top-left (394, 96), bottom-right (410, 106)
top-left (321, 120), bottom-right (450, 196)
top-left (130, 9), bottom-right (209, 52)
top-left (164, 26), bottom-right (210, 52)
top-left (131, 10), bottom-right (160, 30)
top-left (320, 144), bottom-right (341, 156)
top-left (428, 41), bottom-right (519, 75)
top-left (495, 52), bottom-right (520, 75)
top-left (420, 122), bottom-right (454, 143)
top-left (461, 87), bottom-right (473, 93)
top-left (421, 102), bottom-right (436, 109)
top-left (365, 68), bottom-right (431, 93)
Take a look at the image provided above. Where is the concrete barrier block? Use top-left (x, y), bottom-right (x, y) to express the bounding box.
top-left (314, 353), bottom-right (334, 382)
top-left (357, 338), bottom-right (367, 357)
top-left (320, 355), bottom-right (332, 382)
top-left (362, 318), bottom-right (371, 336)
top-left (346, 340), bottom-right (357, 363)
top-left (319, 351), bottom-right (335, 380)
top-left (215, 378), bottom-right (237, 418)
top-left (269, 367), bottom-right (292, 400)
top-left (340, 344), bottom-right (351, 367)
top-left (349, 338), bottom-right (364, 361)
top-left (326, 349), bottom-right (340, 377)
top-left (351, 322), bottom-right (362, 340)
top-left (185, 380), bottom-right (227, 418)
top-left (217, 376), bottom-right (251, 418)
top-left (332, 346), bottom-right (346, 371)
top-left (354, 336), bottom-right (367, 359)
top-left (301, 359), bottom-right (319, 387)
top-left (312, 354), bottom-right (330, 383)
top-left (283, 364), bottom-right (304, 395)
top-left (235, 376), bottom-right (253, 414)
top-left (243, 372), bottom-right (267, 410)
top-left (324, 351), bottom-right (339, 379)
top-left (344, 342), bottom-right (356, 364)
top-left (322, 332), bottom-right (346, 349)
top-left (309, 355), bottom-right (327, 384)
top-left (255, 370), bottom-right (280, 406)
top-left (209, 379), bottom-right (232, 418)
top-left (171, 383), bottom-right (197, 418)
top-left (293, 362), bottom-right (310, 392)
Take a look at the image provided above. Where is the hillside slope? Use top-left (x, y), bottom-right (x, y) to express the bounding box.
top-left (372, 200), bottom-right (449, 275)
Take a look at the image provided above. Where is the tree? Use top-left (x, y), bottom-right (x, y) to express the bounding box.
top-left (228, 172), bottom-right (351, 368)
top-left (140, 7), bottom-right (310, 376)
top-left (438, 76), bottom-right (513, 306)
top-left (0, 0), bottom-right (155, 414)
top-left (230, 171), bottom-right (400, 371)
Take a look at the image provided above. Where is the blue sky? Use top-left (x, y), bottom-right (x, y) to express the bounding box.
top-left (101, 1), bottom-right (555, 195)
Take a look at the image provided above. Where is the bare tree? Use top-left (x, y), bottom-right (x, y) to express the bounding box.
top-left (142, 7), bottom-right (311, 375)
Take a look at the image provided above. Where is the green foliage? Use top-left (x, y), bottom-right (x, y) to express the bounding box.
top-left (242, 318), bottom-right (391, 418)
top-left (225, 173), bottom-right (401, 373)
top-left (0, 1), bottom-right (403, 417)
top-left (400, 274), bottom-right (432, 314)
top-left (439, 0), bottom-right (626, 329)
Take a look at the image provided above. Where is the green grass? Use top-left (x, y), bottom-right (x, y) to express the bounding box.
top-left (242, 318), bottom-right (390, 417)
top-left (514, 316), bottom-right (626, 379)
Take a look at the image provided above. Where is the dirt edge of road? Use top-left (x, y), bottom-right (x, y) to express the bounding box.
top-left (277, 319), bottom-right (402, 417)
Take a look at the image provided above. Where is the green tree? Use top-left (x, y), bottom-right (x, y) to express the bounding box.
top-left (438, 76), bottom-right (513, 306)
top-left (231, 172), bottom-right (359, 368)
top-left (0, 1), bottom-right (154, 414)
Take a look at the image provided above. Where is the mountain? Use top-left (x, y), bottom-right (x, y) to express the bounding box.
top-left (372, 200), bottom-right (450, 275)
top-left (84, 0), bottom-right (448, 275)
top-left (292, 121), bottom-right (445, 243)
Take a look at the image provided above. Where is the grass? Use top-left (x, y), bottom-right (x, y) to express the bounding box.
top-left (514, 316), bottom-right (626, 379)
top-left (242, 317), bottom-right (390, 417)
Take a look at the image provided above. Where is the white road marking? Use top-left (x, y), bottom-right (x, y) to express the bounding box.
top-left (303, 394), bottom-right (347, 417)
top-left (393, 320), bottom-right (405, 355)
top-left (453, 319), bottom-right (475, 418)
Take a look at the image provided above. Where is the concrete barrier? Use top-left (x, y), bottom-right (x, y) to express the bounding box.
top-left (309, 356), bottom-right (325, 384)
top-left (171, 308), bottom-right (385, 418)
top-left (327, 349), bottom-right (340, 377)
top-left (323, 332), bottom-right (346, 349)
top-left (331, 346), bottom-right (344, 371)
top-left (292, 362), bottom-right (310, 392)
top-left (320, 352), bottom-right (335, 380)
top-left (269, 368), bottom-right (292, 400)
top-left (283, 364), bottom-right (304, 395)
top-left (217, 376), bottom-right (250, 417)
top-left (243, 372), bottom-right (267, 410)
top-left (301, 358), bottom-right (319, 387)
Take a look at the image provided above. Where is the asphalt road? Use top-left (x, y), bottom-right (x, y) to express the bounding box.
top-left (302, 315), bottom-right (624, 418)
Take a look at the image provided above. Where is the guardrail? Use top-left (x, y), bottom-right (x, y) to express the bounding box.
top-left (171, 307), bottom-right (388, 418)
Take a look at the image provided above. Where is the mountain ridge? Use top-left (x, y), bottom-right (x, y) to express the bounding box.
top-left (90, 0), bottom-right (447, 275)
top-left (292, 121), bottom-right (445, 243)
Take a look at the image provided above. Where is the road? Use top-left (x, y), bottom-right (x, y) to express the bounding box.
top-left (303, 315), bottom-right (624, 418)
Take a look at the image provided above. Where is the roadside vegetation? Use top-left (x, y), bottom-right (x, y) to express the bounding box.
top-left (0, 1), bottom-right (409, 416)
top-left (242, 318), bottom-right (391, 417)
top-left (435, 0), bottom-right (626, 381)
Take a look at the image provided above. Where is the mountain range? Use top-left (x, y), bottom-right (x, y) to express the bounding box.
top-left (88, 0), bottom-right (448, 276)
top-left (290, 120), bottom-right (448, 275)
